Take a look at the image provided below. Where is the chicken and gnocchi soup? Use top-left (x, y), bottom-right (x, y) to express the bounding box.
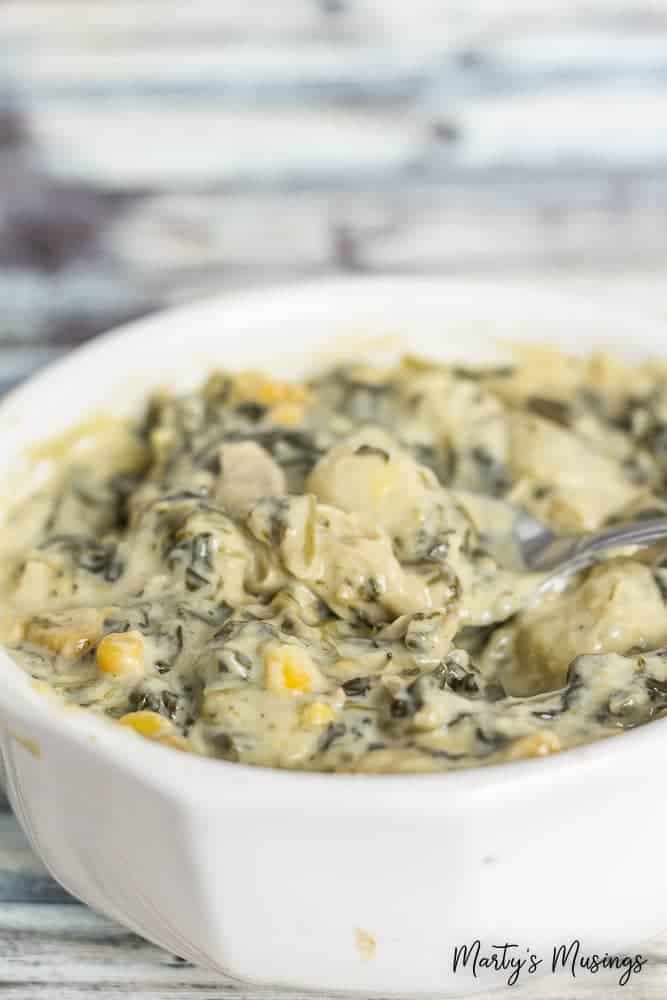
top-left (4, 347), bottom-right (667, 773)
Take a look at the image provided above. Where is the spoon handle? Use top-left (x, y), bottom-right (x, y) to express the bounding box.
top-left (530, 516), bottom-right (667, 576)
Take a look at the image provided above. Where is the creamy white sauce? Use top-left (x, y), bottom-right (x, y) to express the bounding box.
top-left (4, 350), bottom-right (667, 772)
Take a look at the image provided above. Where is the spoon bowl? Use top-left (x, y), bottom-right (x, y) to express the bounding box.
top-left (513, 509), bottom-right (667, 580)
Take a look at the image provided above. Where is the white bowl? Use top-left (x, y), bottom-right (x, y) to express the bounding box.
top-left (1, 277), bottom-right (666, 996)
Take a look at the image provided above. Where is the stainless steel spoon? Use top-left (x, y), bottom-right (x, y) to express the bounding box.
top-left (514, 512), bottom-right (667, 579)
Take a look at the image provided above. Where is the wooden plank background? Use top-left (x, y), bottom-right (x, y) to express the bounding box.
top-left (1, 1), bottom-right (667, 996)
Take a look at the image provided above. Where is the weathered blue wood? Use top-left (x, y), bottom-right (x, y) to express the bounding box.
top-left (7, 34), bottom-right (667, 107)
top-left (0, 813), bottom-right (73, 903)
top-left (0, 871), bottom-right (73, 904)
top-left (5, 48), bottom-right (431, 105)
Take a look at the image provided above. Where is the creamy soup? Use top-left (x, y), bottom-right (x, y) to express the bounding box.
top-left (4, 347), bottom-right (667, 773)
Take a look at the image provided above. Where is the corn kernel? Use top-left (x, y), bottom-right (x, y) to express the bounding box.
top-left (234, 371), bottom-right (311, 407)
top-left (505, 730), bottom-right (561, 761)
top-left (271, 402), bottom-right (305, 426)
top-left (264, 643), bottom-right (323, 695)
top-left (119, 710), bottom-right (167, 738)
top-left (300, 702), bottom-right (336, 729)
top-left (26, 608), bottom-right (103, 660)
top-left (96, 630), bottom-right (144, 678)
top-left (119, 711), bottom-right (189, 752)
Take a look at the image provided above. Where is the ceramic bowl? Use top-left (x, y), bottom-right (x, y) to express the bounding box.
top-left (0, 278), bottom-right (666, 996)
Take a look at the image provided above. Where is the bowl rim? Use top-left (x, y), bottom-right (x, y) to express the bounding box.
top-left (1, 273), bottom-right (666, 809)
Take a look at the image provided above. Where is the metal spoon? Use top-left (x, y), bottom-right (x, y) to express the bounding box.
top-left (514, 511), bottom-right (667, 578)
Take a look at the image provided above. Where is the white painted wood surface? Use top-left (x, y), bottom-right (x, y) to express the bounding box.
top-left (0, 0), bottom-right (666, 388)
top-left (1, 2), bottom-right (667, 995)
